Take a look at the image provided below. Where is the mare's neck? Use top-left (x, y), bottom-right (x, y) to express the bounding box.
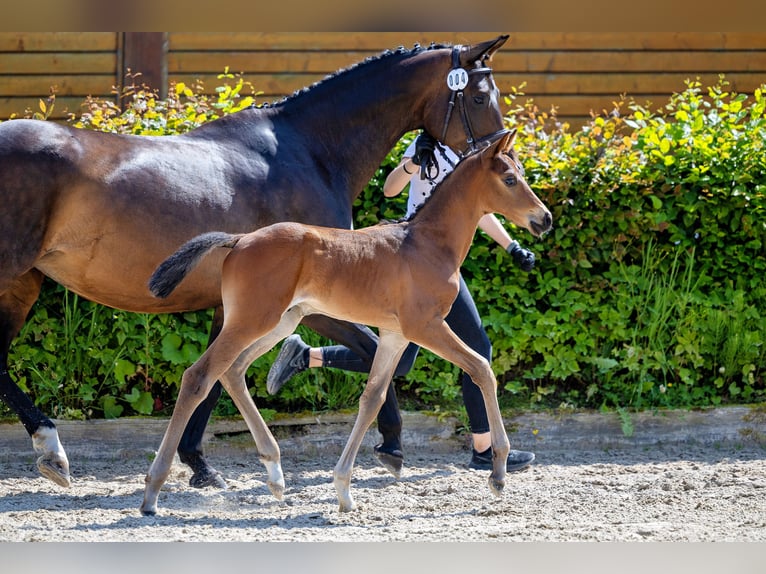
top-left (275, 51), bottom-right (444, 203)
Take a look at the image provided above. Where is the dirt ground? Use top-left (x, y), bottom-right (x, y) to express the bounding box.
top-left (1, 434), bottom-right (764, 543)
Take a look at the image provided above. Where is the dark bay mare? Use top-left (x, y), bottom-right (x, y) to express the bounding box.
top-left (0, 36), bottom-right (510, 489)
top-left (141, 130), bottom-right (552, 514)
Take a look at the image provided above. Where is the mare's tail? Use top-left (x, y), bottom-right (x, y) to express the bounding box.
top-left (149, 232), bottom-right (242, 298)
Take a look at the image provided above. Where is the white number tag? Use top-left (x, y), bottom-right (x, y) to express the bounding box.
top-left (447, 68), bottom-right (469, 91)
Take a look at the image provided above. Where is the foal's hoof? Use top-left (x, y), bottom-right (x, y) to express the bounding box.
top-left (488, 475), bottom-right (505, 497)
top-left (267, 480), bottom-right (285, 501)
top-left (37, 456), bottom-right (71, 488)
top-left (189, 469), bottom-right (227, 490)
top-left (139, 506), bottom-right (157, 517)
top-left (373, 444), bottom-right (403, 479)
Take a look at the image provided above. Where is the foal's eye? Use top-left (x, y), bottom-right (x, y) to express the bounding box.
top-left (504, 175), bottom-right (517, 186)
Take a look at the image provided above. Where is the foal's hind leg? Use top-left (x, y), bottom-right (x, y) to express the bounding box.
top-left (333, 330), bottom-right (409, 512)
top-left (0, 270), bottom-right (71, 487)
top-left (216, 308), bottom-right (308, 500)
top-left (140, 328), bottom-right (253, 516)
top-left (178, 306), bottom-right (228, 489)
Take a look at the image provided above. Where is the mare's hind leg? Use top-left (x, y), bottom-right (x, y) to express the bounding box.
top-left (333, 330), bottom-right (409, 512)
top-left (412, 320), bottom-right (510, 497)
top-left (0, 270), bottom-right (71, 487)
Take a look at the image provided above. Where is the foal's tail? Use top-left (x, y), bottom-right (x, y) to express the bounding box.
top-left (149, 231), bottom-right (243, 298)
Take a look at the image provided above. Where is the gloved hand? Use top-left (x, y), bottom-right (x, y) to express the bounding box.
top-left (506, 240), bottom-right (535, 272)
top-left (411, 132), bottom-right (437, 166)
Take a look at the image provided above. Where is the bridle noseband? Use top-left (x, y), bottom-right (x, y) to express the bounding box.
top-left (439, 45), bottom-right (506, 157)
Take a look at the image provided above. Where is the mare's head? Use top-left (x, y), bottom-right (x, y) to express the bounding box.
top-left (477, 130), bottom-right (552, 238)
top-left (417, 35), bottom-right (508, 156)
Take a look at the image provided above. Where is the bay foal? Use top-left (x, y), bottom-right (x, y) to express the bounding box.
top-left (141, 130), bottom-right (552, 514)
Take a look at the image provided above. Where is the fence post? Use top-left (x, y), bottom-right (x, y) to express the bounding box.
top-left (119, 32), bottom-right (168, 101)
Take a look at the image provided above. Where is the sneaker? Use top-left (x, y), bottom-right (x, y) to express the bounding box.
top-left (468, 447), bottom-right (535, 472)
top-left (266, 334), bottom-right (309, 395)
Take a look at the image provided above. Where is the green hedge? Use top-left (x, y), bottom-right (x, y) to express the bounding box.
top-left (4, 74), bottom-right (765, 420)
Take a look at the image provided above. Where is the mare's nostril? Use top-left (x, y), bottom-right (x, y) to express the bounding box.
top-left (544, 212), bottom-right (552, 229)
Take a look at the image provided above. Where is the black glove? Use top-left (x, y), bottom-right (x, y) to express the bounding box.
top-left (506, 240), bottom-right (535, 272)
top-left (411, 132), bottom-right (437, 166)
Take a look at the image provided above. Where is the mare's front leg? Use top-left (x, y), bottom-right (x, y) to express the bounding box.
top-left (333, 330), bottom-right (409, 512)
top-left (0, 270), bottom-right (71, 487)
top-left (413, 320), bottom-right (510, 497)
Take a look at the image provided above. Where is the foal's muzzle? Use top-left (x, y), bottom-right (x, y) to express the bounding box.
top-left (530, 211), bottom-right (553, 237)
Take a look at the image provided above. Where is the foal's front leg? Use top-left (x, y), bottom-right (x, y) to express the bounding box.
top-left (413, 320), bottom-right (510, 496)
top-left (333, 330), bottom-right (409, 512)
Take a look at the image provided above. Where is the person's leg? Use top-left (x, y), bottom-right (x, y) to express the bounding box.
top-left (445, 275), bottom-right (535, 472)
top-left (266, 322), bottom-right (420, 475)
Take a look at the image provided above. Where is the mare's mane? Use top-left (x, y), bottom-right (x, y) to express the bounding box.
top-left (259, 42), bottom-right (451, 109)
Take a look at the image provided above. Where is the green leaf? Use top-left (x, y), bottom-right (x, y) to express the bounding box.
top-left (113, 359), bottom-right (136, 384)
top-left (102, 396), bottom-right (124, 419)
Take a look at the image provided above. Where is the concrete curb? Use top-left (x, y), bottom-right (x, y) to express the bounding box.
top-left (1, 405), bottom-right (763, 462)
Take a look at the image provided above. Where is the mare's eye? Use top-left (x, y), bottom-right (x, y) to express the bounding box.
top-left (473, 95), bottom-right (485, 105)
top-left (504, 175), bottom-right (517, 186)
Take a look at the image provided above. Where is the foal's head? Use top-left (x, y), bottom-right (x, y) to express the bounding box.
top-left (479, 130), bottom-right (553, 238)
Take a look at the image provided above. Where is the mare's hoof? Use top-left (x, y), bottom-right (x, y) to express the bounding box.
top-left (373, 444), bottom-right (403, 479)
top-left (37, 456), bottom-right (71, 487)
top-left (189, 469), bottom-right (227, 490)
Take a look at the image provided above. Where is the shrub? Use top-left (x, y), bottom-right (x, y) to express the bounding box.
top-left (4, 73), bottom-right (765, 420)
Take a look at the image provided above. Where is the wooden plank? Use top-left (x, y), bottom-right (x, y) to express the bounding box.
top-left (493, 51), bottom-right (766, 73)
top-left (0, 75), bottom-right (117, 97)
top-left (168, 32), bottom-right (766, 52)
top-left (504, 32), bottom-right (766, 51)
top-left (168, 71), bottom-right (766, 100)
top-left (493, 72), bottom-right (766, 95)
top-left (0, 96), bottom-right (107, 120)
top-left (167, 49), bottom-right (766, 77)
top-left (0, 53), bottom-right (116, 74)
top-left (0, 32), bottom-right (117, 52)
top-left (167, 51), bottom-right (377, 74)
top-left (168, 32), bottom-right (505, 52)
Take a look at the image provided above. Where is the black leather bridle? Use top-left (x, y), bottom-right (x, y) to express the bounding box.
top-left (439, 45), bottom-right (506, 157)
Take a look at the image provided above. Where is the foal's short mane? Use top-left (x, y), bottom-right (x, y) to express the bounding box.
top-left (258, 42), bottom-right (452, 108)
top-left (381, 141), bottom-right (507, 225)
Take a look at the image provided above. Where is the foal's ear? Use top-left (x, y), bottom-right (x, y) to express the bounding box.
top-left (501, 128), bottom-right (516, 153)
top-left (498, 129), bottom-right (518, 154)
top-left (463, 34), bottom-right (509, 66)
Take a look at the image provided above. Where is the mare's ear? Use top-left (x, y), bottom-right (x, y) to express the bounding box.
top-left (462, 35), bottom-right (509, 66)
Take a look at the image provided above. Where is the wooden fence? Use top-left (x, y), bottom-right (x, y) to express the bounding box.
top-left (2, 32), bottom-right (765, 127)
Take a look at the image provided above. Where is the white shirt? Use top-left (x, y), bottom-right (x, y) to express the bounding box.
top-left (403, 141), bottom-right (460, 217)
